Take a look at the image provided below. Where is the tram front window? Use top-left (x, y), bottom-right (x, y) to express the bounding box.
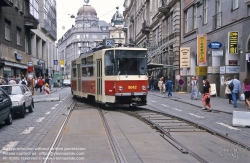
top-left (105, 50), bottom-right (147, 76)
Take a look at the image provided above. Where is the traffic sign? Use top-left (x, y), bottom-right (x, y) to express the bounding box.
top-left (175, 74), bottom-right (180, 80)
top-left (54, 60), bottom-right (58, 65)
top-left (178, 79), bottom-right (185, 86)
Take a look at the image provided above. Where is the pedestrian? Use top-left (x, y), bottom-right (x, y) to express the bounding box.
top-left (15, 75), bottom-right (21, 84)
top-left (158, 78), bottom-right (163, 94)
top-left (27, 77), bottom-right (35, 95)
top-left (57, 77), bottom-right (61, 87)
top-left (230, 75), bottom-right (242, 108)
top-left (161, 77), bottom-right (166, 93)
top-left (224, 77), bottom-right (233, 104)
top-left (166, 77), bottom-right (173, 97)
top-left (242, 77), bottom-right (250, 109)
top-left (191, 76), bottom-right (199, 100)
top-left (0, 76), bottom-right (6, 85)
top-left (8, 77), bottom-right (16, 85)
top-left (19, 76), bottom-right (27, 85)
top-left (202, 79), bottom-right (212, 112)
top-left (38, 77), bottom-right (44, 92)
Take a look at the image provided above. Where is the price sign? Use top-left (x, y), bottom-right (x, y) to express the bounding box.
top-left (178, 79), bottom-right (185, 86)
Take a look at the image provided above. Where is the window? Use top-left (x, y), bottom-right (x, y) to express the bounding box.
top-left (184, 11), bottom-right (188, 33)
top-left (5, 19), bottom-right (11, 41)
top-left (193, 6), bottom-right (197, 29)
top-left (82, 58), bottom-right (87, 77)
top-left (119, 33), bottom-right (122, 38)
top-left (102, 27), bottom-right (106, 30)
top-left (72, 62), bottom-right (76, 77)
top-left (17, 27), bottom-right (21, 46)
top-left (87, 56), bottom-right (94, 76)
top-left (203, 0), bottom-right (208, 24)
top-left (232, 0), bottom-right (239, 10)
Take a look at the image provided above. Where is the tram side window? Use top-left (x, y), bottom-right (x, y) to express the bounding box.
top-left (72, 67), bottom-right (76, 77)
top-left (82, 58), bottom-right (87, 77)
top-left (87, 56), bottom-right (94, 76)
top-left (105, 51), bottom-right (115, 75)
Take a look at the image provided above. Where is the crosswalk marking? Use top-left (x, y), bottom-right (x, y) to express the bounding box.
top-left (189, 113), bottom-right (204, 119)
top-left (0, 141), bottom-right (20, 153)
top-left (216, 122), bottom-right (241, 130)
top-left (51, 107), bottom-right (56, 110)
top-left (54, 104), bottom-right (59, 107)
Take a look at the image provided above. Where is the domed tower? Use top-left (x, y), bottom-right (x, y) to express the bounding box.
top-left (111, 7), bottom-right (124, 27)
top-left (75, 5), bottom-right (99, 28)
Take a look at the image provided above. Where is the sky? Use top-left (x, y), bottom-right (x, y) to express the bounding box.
top-left (57, 0), bottom-right (124, 41)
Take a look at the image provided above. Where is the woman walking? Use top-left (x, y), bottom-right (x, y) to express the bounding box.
top-left (242, 77), bottom-right (250, 109)
top-left (158, 78), bottom-right (163, 94)
top-left (191, 76), bottom-right (199, 100)
top-left (224, 77), bottom-right (233, 104)
top-left (202, 79), bottom-right (212, 112)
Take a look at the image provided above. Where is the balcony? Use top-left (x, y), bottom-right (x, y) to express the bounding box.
top-left (0, 0), bottom-right (13, 6)
top-left (24, 16), bottom-right (39, 29)
top-left (141, 21), bottom-right (150, 35)
top-left (158, 0), bottom-right (178, 14)
top-left (213, 12), bottom-right (222, 29)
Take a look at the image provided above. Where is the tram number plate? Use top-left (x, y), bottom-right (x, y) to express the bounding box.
top-left (128, 86), bottom-right (137, 89)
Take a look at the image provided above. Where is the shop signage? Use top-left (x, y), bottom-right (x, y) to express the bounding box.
top-left (15, 52), bottom-right (22, 61)
top-left (228, 31), bottom-right (238, 54)
top-left (60, 60), bottom-right (64, 67)
top-left (180, 47), bottom-right (190, 68)
top-left (208, 42), bottom-right (222, 49)
top-left (225, 66), bottom-right (240, 74)
top-left (212, 50), bottom-right (223, 57)
top-left (229, 60), bottom-right (238, 65)
top-left (210, 84), bottom-right (217, 96)
top-left (195, 66), bottom-right (207, 76)
top-left (197, 34), bottom-right (207, 65)
top-left (220, 66), bottom-right (225, 74)
top-left (213, 66), bottom-right (220, 74)
top-left (207, 66), bottom-right (213, 73)
top-left (54, 60), bottom-right (58, 65)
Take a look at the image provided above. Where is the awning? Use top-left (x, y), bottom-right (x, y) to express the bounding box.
top-left (4, 61), bottom-right (27, 69)
top-left (147, 63), bottom-right (164, 70)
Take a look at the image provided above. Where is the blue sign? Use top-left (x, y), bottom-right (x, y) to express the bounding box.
top-left (178, 79), bottom-right (185, 86)
top-left (15, 52), bottom-right (22, 61)
top-left (208, 42), bottom-right (223, 49)
top-left (54, 60), bottom-right (58, 65)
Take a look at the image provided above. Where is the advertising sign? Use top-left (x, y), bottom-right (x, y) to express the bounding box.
top-left (180, 47), bottom-right (190, 68)
top-left (208, 42), bottom-right (222, 49)
top-left (210, 84), bottom-right (217, 96)
top-left (220, 66), bottom-right (225, 74)
top-left (60, 60), bottom-right (64, 67)
top-left (195, 66), bottom-right (207, 76)
top-left (212, 50), bottom-right (223, 57)
top-left (228, 31), bottom-right (238, 54)
top-left (197, 34), bottom-right (207, 65)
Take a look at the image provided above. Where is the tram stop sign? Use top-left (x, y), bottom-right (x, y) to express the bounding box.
top-left (178, 79), bottom-right (185, 86)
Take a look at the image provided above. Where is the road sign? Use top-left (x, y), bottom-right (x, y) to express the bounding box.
top-left (175, 74), bottom-right (180, 80)
top-left (178, 79), bottom-right (185, 86)
top-left (54, 60), bottom-right (58, 65)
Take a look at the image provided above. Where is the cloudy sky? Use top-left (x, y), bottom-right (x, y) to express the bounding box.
top-left (57, 0), bottom-right (124, 41)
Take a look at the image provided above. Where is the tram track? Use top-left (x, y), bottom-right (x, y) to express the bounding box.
top-left (117, 105), bottom-right (250, 163)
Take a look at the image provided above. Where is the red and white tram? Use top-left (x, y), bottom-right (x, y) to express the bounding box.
top-left (71, 39), bottom-right (148, 107)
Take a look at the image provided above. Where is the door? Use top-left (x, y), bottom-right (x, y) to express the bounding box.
top-left (96, 59), bottom-right (102, 101)
top-left (77, 64), bottom-right (81, 92)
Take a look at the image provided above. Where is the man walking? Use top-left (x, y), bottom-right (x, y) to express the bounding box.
top-left (166, 77), bottom-right (173, 97)
top-left (230, 75), bottom-right (242, 108)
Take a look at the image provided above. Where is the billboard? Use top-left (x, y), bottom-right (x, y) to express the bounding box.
top-left (180, 47), bottom-right (190, 68)
top-left (228, 31), bottom-right (238, 54)
top-left (197, 34), bottom-right (207, 65)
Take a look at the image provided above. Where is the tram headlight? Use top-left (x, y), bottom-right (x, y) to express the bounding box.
top-left (118, 86), bottom-right (123, 91)
top-left (142, 85), bottom-right (146, 91)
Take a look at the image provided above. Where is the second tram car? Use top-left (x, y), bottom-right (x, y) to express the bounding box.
top-left (71, 39), bottom-right (148, 107)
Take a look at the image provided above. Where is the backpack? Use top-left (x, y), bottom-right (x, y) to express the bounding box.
top-left (21, 80), bottom-right (26, 85)
top-left (228, 81), bottom-right (234, 91)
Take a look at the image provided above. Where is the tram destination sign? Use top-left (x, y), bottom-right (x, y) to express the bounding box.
top-left (228, 31), bottom-right (238, 54)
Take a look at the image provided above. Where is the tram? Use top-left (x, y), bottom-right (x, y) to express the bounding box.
top-left (71, 39), bottom-right (148, 107)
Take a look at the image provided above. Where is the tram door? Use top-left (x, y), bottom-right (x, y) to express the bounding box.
top-left (96, 59), bottom-right (102, 101)
top-left (77, 64), bottom-right (81, 92)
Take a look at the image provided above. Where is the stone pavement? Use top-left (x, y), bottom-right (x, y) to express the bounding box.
top-left (33, 86), bottom-right (63, 96)
top-left (149, 91), bottom-right (250, 114)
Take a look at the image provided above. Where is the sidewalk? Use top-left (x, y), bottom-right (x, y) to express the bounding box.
top-left (149, 91), bottom-right (250, 114)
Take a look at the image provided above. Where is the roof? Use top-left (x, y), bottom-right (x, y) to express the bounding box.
top-left (98, 20), bottom-right (109, 27)
top-left (77, 5), bottom-right (97, 16)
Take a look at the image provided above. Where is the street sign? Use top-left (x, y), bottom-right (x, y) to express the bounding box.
top-left (175, 74), bottom-right (180, 80)
top-left (208, 42), bottom-right (222, 49)
top-left (60, 60), bottom-right (64, 67)
top-left (178, 79), bottom-right (185, 86)
top-left (54, 60), bottom-right (58, 65)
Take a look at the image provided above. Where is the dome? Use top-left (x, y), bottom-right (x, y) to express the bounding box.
top-left (77, 5), bottom-right (97, 16)
top-left (111, 7), bottom-right (124, 26)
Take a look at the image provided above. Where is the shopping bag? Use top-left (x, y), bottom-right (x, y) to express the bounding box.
top-left (240, 93), bottom-right (245, 101)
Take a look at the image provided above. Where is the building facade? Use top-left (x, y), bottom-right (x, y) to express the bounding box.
top-left (180, 0), bottom-right (250, 97)
top-left (0, 0), bottom-right (57, 79)
top-left (57, 4), bottom-right (110, 76)
top-left (123, 0), bottom-right (181, 89)
top-left (110, 7), bottom-right (126, 46)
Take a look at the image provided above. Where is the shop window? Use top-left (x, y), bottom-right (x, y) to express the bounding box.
top-left (17, 27), bottom-right (21, 46)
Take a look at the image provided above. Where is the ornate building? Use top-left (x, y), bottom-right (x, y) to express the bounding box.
top-left (123, 0), bottom-right (181, 88)
top-left (109, 7), bottom-right (126, 46)
top-left (57, 4), bottom-right (110, 76)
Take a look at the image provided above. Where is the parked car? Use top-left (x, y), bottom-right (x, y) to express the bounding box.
top-left (63, 79), bottom-right (71, 87)
top-left (0, 85), bottom-right (34, 118)
top-left (0, 88), bottom-right (13, 125)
